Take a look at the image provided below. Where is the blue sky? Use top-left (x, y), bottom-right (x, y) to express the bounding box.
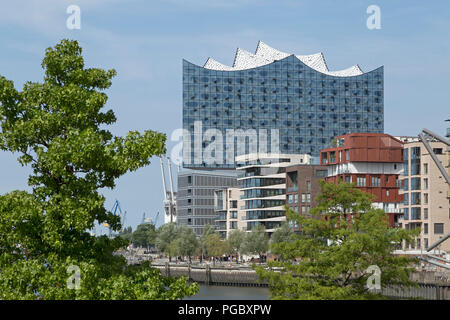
top-left (0, 0), bottom-right (449, 232)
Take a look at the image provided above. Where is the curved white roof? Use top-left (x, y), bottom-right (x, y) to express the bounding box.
top-left (203, 41), bottom-right (364, 77)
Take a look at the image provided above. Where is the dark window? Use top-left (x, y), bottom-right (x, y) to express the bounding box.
top-left (434, 223), bottom-right (444, 234)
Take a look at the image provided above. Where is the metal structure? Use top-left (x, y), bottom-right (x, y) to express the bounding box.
top-left (160, 156), bottom-right (176, 223)
top-left (416, 128), bottom-right (450, 269)
top-left (418, 128), bottom-right (450, 185)
top-left (108, 199), bottom-right (124, 238)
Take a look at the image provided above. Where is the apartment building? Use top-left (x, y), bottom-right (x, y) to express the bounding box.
top-left (399, 140), bottom-right (450, 252)
top-left (236, 153), bottom-right (310, 234)
top-left (285, 165), bottom-right (328, 217)
top-left (214, 187), bottom-right (245, 239)
top-left (320, 133), bottom-right (404, 227)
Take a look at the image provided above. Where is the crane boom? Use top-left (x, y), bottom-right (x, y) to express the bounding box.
top-left (160, 156), bottom-right (168, 201)
top-left (167, 156), bottom-right (176, 223)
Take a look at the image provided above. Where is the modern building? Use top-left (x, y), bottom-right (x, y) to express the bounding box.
top-left (176, 170), bottom-right (237, 236)
top-left (285, 164), bottom-right (328, 217)
top-left (182, 41), bottom-right (384, 169)
top-left (214, 187), bottom-right (245, 239)
top-left (236, 153), bottom-right (310, 234)
top-left (399, 140), bottom-right (450, 252)
top-left (320, 133), bottom-right (404, 227)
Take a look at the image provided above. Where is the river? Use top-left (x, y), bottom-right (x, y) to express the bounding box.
top-left (184, 285), bottom-right (270, 300)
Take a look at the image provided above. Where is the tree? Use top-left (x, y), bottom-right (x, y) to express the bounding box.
top-left (0, 39), bottom-right (198, 299)
top-left (227, 229), bottom-right (246, 263)
top-left (174, 226), bottom-right (199, 264)
top-left (204, 234), bottom-right (229, 266)
top-left (270, 222), bottom-right (294, 261)
top-left (118, 226), bottom-right (133, 243)
top-left (242, 224), bottom-right (269, 263)
top-left (199, 224), bottom-right (216, 263)
top-left (256, 180), bottom-right (419, 300)
top-left (155, 222), bottom-right (178, 262)
top-left (131, 223), bottom-right (157, 249)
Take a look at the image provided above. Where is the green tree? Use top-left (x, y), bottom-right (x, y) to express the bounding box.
top-left (199, 224), bottom-right (216, 262)
top-left (204, 234), bottom-right (229, 266)
top-left (0, 39), bottom-right (198, 299)
top-left (242, 224), bottom-right (269, 263)
top-left (155, 222), bottom-right (178, 262)
top-left (227, 229), bottom-right (246, 263)
top-left (174, 226), bottom-right (199, 264)
top-left (131, 223), bottom-right (157, 249)
top-left (270, 222), bottom-right (295, 261)
top-left (118, 226), bottom-right (133, 243)
top-left (256, 180), bottom-right (419, 300)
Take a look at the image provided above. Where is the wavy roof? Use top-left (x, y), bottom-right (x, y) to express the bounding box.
top-left (203, 41), bottom-right (364, 77)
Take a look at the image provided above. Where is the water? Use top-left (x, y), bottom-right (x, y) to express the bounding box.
top-left (184, 285), bottom-right (270, 300)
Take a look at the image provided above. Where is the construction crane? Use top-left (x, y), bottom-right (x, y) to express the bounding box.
top-left (153, 211), bottom-right (160, 227)
top-left (107, 199), bottom-right (124, 238)
top-left (160, 156), bottom-right (176, 223)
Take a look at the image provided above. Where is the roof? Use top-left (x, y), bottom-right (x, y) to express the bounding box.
top-left (202, 41), bottom-right (365, 77)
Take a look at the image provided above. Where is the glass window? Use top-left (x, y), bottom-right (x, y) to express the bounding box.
top-left (434, 223), bottom-right (444, 234)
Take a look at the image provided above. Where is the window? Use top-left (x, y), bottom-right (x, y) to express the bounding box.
top-left (424, 208), bottom-right (428, 220)
top-left (307, 194), bottom-right (311, 203)
top-left (424, 238), bottom-right (428, 249)
top-left (288, 195), bottom-right (293, 204)
top-left (294, 194), bottom-right (298, 203)
top-left (371, 176), bottom-right (380, 187)
top-left (339, 151), bottom-right (342, 162)
top-left (345, 150), bottom-right (349, 161)
top-left (423, 193), bottom-right (428, 205)
top-left (386, 190), bottom-right (389, 197)
top-left (433, 148), bottom-right (443, 155)
top-left (301, 194), bottom-right (306, 203)
top-left (357, 176), bottom-right (366, 187)
top-left (423, 163), bottom-right (428, 175)
top-left (231, 200), bottom-right (238, 209)
top-left (188, 176), bottom-right (192, 184)
top-left (424, 223), bottom-right (428, 234)
top-left (306, 181), bottom-right (311, 191)
top-left (417, 238), bottom-right (421, 250)
top-left (423, 178), bottom-right (428, 190)
top-left (434, 223), bottom-right (444, 234)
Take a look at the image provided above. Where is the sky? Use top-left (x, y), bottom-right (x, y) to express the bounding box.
top-left (0, 0), bottom-right (449, 232)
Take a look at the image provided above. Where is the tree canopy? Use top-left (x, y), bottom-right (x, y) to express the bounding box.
top-left (242, 224), bottom-right (269, 261)
top-left (0, 39), bottom-right (198, 299)
top-left (256, 180), bottom-right (419, 300)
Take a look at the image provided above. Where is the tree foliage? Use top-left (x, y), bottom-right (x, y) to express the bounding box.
top-left (155, 222), bottom-right (178, 261)
top-left (174, 226), bottom-right (199, 263)
top-left (131, 223), bottom-right (158, 248)
top-left (204, 234), bottom-right (229, 265)
top-left (241, 224), bottom-right (269, 261)
top-left (256, 180), bottom-right (419, 300)
top-left (227, 229), bottom-right (246, 261)
top-left (0, 39), bottom-right (198, 299)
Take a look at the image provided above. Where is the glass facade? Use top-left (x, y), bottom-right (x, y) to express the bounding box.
top-left (183, 55), bottom-right (384, 169)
